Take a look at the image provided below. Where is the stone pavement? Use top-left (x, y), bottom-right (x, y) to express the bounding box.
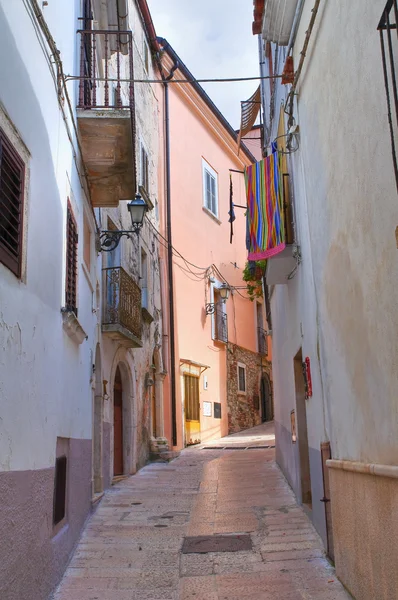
top-left (53, 422), bottom-right (352, 600)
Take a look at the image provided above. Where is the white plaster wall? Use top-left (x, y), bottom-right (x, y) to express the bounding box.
top-left (0, 0), bottom-right (100, 471)
top-left (292, 0), bottom-right (398, 465)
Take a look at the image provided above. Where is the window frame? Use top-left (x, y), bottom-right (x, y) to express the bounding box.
top-left (0, 127), bottom-right (25, 279)
top-left (202, 159), bottom-right (219, 219)
top-left (237, 362), bottom-right (247, 395)
top-left (140, 140), bottom-right (149, 194)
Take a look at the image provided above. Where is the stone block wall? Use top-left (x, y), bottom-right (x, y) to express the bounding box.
top-left (227, 343), bottom-right (272, 434)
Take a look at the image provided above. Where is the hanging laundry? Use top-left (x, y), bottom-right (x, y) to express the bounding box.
top-left (245, 152), bottom-right (285, 261)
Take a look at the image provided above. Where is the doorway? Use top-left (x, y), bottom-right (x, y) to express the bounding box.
top-left (113, 366), bottom-right (123, 476)
top-left (184, 374), bottom-right (200, 446)
top-left (260, 374), bottom-right (273, 422)
top-left (294, 349), bottom-right (312, 507)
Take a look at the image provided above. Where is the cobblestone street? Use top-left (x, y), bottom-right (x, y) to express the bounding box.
top-left (54, 423), bottom-right (351, 600)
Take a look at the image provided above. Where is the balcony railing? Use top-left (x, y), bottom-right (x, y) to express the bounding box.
top-left (378, 1), bottom-right (398, 193)
top-left (102, 267), bottom-right (142, 344)
top-left (77, 29), bottom-right (135, 111)
top-left (257, 327), bottom-right (268, 356)
top-left (75, 28), bottom-right (137, 207)
top-left (214, 306), bottom-right (228, 343)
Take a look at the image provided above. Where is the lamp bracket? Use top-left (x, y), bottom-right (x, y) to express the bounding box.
top-left (97, 226), bottom-right (142, 252)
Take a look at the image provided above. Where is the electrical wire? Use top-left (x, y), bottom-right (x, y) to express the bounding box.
top-left (65, 74), bottom-right (284, 84)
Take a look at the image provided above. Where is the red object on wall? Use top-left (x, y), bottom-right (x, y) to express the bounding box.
top-left (305, 357), bottom-right (312, 398)
top-left (281, 56), bottom-right (295, 85)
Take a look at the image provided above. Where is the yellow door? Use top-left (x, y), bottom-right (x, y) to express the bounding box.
top-left (184, 374), bottom-right (200, 446)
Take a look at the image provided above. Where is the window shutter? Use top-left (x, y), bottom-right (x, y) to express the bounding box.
top-left (0, 128), bottom-right (25, 278)
top-left (65, 205), bottom-right (78, 314)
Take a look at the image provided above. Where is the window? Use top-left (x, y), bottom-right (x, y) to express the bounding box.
top-left (53, 455), bottom-right (67, 525)
top-left (140, 143), bottom-right (149, 193)
top-left (0, 127), bottom-right (25, 278)
top-left (202, 159), bottom-right (218, 218)
top-left (141, 247), bottom-right (148, 309)
top-left (83, 212), bottom-right (91, 271)
top-left (237, 363), bottom-right (246, 393)
top-left (143, 38), bottom-right (150, 74)
top-left (65, 203), bottom-right (78, 314)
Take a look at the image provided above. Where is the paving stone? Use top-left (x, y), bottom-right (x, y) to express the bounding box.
top-left (54, 423), bottom-right (351, 600)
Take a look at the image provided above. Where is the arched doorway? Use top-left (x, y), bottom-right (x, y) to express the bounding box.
top-left (261, 374), bottom-right (273, 422)
top-left (93, 344), bottom-right (103, 493)
top-left (113, 366), bottom-right (123, 476)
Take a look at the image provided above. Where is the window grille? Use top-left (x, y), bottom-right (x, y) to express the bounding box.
top-left (378, 1), bottom-right (398, 193)
top-left (214, 304), bottom-right (228, 343)
top-left (65, 204), bottom-right (78, 314)
top-left (53, 455), bottom-right (67, 525)
top-left (0, 128), bottom-right (25, 278)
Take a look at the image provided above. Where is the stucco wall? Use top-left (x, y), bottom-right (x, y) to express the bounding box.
top-left (162, 72), bottom-right (262, 449)
top-left (0, 2), bottom-right (101, 596)
top-left (261, 0), bottom-right (398, 580)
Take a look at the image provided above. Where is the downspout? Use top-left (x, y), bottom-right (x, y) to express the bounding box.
top-left (286, 0), bottom-right (306, 56)
top-left (154, 40), bottom-right (179, 447)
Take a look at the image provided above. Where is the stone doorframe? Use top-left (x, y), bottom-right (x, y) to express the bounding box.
top-left (109, 349), bottom-right (137, 478)
top-left (152, 345), bottom-right (165, 439)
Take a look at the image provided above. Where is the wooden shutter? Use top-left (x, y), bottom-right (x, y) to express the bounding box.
top-left (0, 128), bottom-right (25, 278)
top-left (65, 203), bottom-right (78, 314)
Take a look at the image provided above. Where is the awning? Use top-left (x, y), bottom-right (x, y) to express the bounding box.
top-left (262, 0), bottom-right (299, 45)
top-left (237, 86), bottom-right (261, 154)
top-left (180, 359), bottom-right (210, 375)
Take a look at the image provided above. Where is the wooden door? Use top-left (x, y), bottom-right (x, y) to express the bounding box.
top-left (261, 375), bottom-right (272, 422)
top-left (113, 368), bottom-right (123, 476)
top-left (184, 374), bottom-right (200, 446)
top-left (321, 442), bottom-right (335, 562)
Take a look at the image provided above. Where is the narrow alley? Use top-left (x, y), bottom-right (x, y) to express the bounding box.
top-left (54, 424), bottom-right (351, 600)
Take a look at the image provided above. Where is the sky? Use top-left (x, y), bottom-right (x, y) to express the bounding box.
top-left (146, 0), bottom-right (260, 130)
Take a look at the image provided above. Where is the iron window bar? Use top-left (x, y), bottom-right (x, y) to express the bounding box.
top-left (378, 0), bottom-right (398, 193)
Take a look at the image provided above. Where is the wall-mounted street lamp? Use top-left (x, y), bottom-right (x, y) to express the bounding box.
top-left (98, 194), bottom-right (148, 252)
top-left (205, 283), bottom-right (231, 315)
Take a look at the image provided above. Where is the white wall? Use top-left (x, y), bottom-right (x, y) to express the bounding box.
top-left (0, 0), bottom-right (99, 471)
top-left (263, 0), bottom-right (398, 544)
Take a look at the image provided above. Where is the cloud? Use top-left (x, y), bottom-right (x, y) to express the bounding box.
top-left (146, 0), bottom-right (260, 129)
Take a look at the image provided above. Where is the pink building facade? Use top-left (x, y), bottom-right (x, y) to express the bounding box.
top-left (157, 44), bottom-right (273, 450)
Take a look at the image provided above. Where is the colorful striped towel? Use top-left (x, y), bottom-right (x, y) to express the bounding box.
top-left (245, 152), bottom-right (285, 261)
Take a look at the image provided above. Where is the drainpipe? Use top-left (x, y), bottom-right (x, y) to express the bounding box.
top-left (154, 40), bottom-right (179, 447)
top-left (286, 0), bottom-right (306, 56)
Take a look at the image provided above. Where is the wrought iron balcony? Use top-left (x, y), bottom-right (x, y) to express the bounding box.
top-left (214, 306), bottom-right (228, 343)
top-left (102, 267), bottom-right (142, 348)
top-left (257, 327), bottom-right (268, 356)
top-left (76, 28), bottom-right (137, 207)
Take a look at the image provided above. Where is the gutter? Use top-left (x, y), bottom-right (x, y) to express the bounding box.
top-left (136, 0), bottom-right (161, 54)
